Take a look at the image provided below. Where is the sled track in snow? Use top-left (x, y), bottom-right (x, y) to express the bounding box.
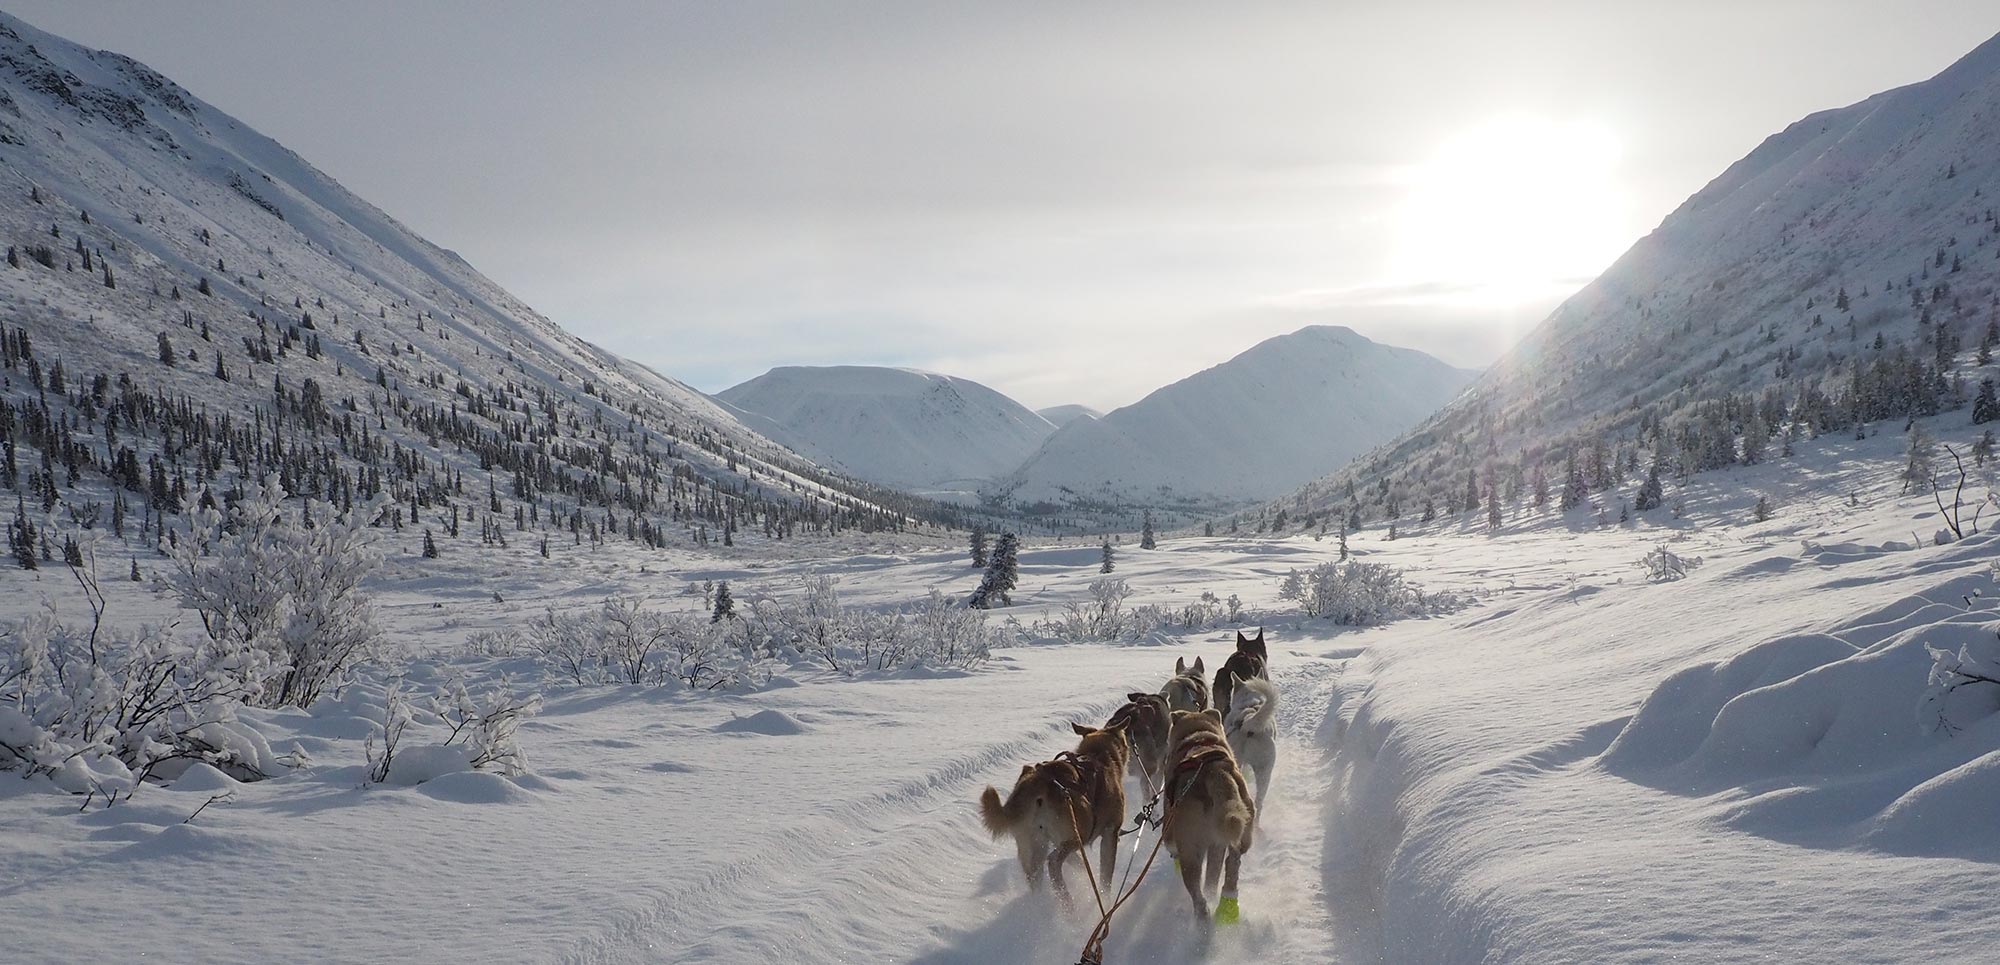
top-left (556, 690), bottom-right (1128, 964)
top-left (557, 647), bottom-right (1357, 964)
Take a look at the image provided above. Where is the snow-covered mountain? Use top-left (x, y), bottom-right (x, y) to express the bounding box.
top-left (1036, 404), bottom-right (1102, 428)
top-left (990, 326), bottom-right (1476, 513)
top-left (1288, 30), bottom-right (2000, 523)
top-left (0, 10), bottom-right (947, 553)
top-left (717, 366), bottom-right (1057, 497)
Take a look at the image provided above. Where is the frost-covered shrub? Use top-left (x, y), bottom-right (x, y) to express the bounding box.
top-left (0, 606), bottom-right (274, 794)
top-left (1920, 630), bottom-right (2000, 735)
top-left (523, 598), bottom-right (758, 690)
top-left (366, 677), bottom-right (542, 785)
top-left (739, 578), bottom-right (995, 673)
top-left (1640, 544), bottom-right (1703, 583)
top-left (1279, 561), bottom-right (1460, 625)
top-left (167, 479), bottom-right (385, 709)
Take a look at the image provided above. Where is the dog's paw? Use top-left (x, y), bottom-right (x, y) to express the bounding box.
top-left (1213, 895), bottom-right (1240, 924)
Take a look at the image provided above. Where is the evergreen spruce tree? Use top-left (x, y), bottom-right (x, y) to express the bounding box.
top-left (1974, 378), bottom-right (1999, 425)
top-left (1140, 511), bottom-right (1157, 550)
top-left (1100, 538), bottom-right (1115, 574)
top-left (8, 497), bottom-right (36, 570)
top-left (61, 535), bottom-right (82, 568)
top-left (1486, 485), bottom-right (1502, 530)
top-left (129, 558), bottom-right (141, 582)
top-left (1753, 495), bottom-right (1773, 522)
top-left (970, 525), bottom-right (988, 568)
top-left (157, 331), bottom-right (175, 366)
top-left (1464, 470), bottom-right (1480, 513)
top-left (1635, 462), bottom-right (1665, 511)
top-left (422, 528), bottom-right (439, 558)
top-left (1203, 521), bottom-right (1215, 537)
top-left (968, 532), bottom-right (1020, 609)
top-left (711, 581), bottom-right (735, 622)
top-left (1560, 452), bottom-right (1589, 511)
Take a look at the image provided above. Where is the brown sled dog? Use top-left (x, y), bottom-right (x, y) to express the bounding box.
top-left (1162, 708), bottom-right (1255, 922)
top-left (1106, 692), bottom-right (1171, 786)
top-left (1212, 629), bottom-right (1269, 719)
top-left (1161, 656), bottom-right (1210, 714)
top-left (979, 720), bottom-right (1130, 904)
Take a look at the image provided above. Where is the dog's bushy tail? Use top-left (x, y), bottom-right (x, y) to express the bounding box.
top-left (979, 786), bottom-right (1017, 839)
top-left (1225, 797), bottom-right (1255, 854)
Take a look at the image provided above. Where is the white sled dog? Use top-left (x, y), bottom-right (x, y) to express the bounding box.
top-left (1222, 672), bottom-right (1278, 809)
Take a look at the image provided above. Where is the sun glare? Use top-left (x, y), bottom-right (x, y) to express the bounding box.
top-left (1391, 116), bottom-right (1631, 307)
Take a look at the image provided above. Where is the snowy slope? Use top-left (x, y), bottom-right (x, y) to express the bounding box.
top-left (993, 326), bottom-right (1476, 513)
top-left (1291, 29), bottom-right (2000, 520)
top-left (1036, 403), bottom-right (1102, 428)
top-left (717, 366), bottom-right (1058, 496)
top-left (0, 10), bottom-right (936, 546)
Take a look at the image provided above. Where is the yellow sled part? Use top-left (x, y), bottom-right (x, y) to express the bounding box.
top-left (1214, 896), bottom-right (1240, 924)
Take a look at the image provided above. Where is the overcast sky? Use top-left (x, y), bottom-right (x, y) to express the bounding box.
top-left (12, 2), bottom-right (2000, 410)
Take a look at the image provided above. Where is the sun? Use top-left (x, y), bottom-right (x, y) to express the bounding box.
top-left (1391, 116), bottom-right (1632, 307)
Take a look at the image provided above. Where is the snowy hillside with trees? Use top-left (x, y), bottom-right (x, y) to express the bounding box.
top-left (1282, 31), bottom-right (2000, 537)
top-left (0, 9), bottom-right (952, 571)
top-left (717, 365), bottom-right (1057, 499)
top-left (991, 326), bottom-right (1475, 518)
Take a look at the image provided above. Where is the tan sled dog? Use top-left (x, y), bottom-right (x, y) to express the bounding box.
top-left (1163, 708), bottom-right (1255, 923)
top-left (1106, 692), bottom-right (1172, 787)
top-left (979, 720), bottom-right (1130, 905)
top-left (1161, 656), bottom-right (1210, 714)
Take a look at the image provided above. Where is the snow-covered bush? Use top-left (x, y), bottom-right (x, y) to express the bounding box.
top-left (1640, 544), bottom-right (1703, 583)
top-left (1, 603), bottom-right (273, 794)
top-left (167, 479), bottom-right (386, 708)
top-left (1279, 561), bottom-right (1461, 625)
top-left (1920, 630), bottom-right (2000, 736)
top-left (522, 599), bottom-right (753, 690)
top-left (366, 677), bottom-right (542, 785)
top-left (740, 579), bottom-right (996, 673)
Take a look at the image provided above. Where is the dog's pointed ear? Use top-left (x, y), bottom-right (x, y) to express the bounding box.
top-left (1020, 764), bottom-right (1034, 778)
top-left (1070, 721), bottom-right (1092, 736)
top-left (1127, 692), bottom-right (1149, 703)
top-left (1193, 656), bottom-right (1205, 674)
top-left (1236, 630), bottom-right (1250, 645)
top-left (1175, 657), bottom-right (1187, 674)
top-left (1203, 708), bottom-right (1223, 723)
top-left (1229, 670), bottom-right (1244, 686)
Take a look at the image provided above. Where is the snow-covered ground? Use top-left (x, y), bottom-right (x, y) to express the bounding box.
top-left (4, 420), bottom-right (1998, 964)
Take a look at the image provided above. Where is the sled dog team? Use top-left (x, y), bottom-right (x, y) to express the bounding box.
top-left (979, 629), bottom-right (1280, 927)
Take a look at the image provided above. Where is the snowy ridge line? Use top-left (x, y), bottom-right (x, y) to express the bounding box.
top-left (557, 693), bottom-right (1127, 964)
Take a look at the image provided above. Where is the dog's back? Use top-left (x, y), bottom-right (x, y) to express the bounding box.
top-left (1163, 709), bottom-right (1254, 855)
top-left (1224, 675), bottom-right (1279, 804)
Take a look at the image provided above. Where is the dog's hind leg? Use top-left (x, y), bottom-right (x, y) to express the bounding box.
top-left (1215, 846), bottom-right (1244, 924)
top-left (1016, 838), bottom-right (1045, 892)
top-left (1097, 829), bottom-right (1118, 897)
top-left (1178, 847), bottom-right (1208, 918)
top-left (1047, 841), bottom-right (1076, 908)
top-left (1204, 844), bottom-right (1226, 894)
